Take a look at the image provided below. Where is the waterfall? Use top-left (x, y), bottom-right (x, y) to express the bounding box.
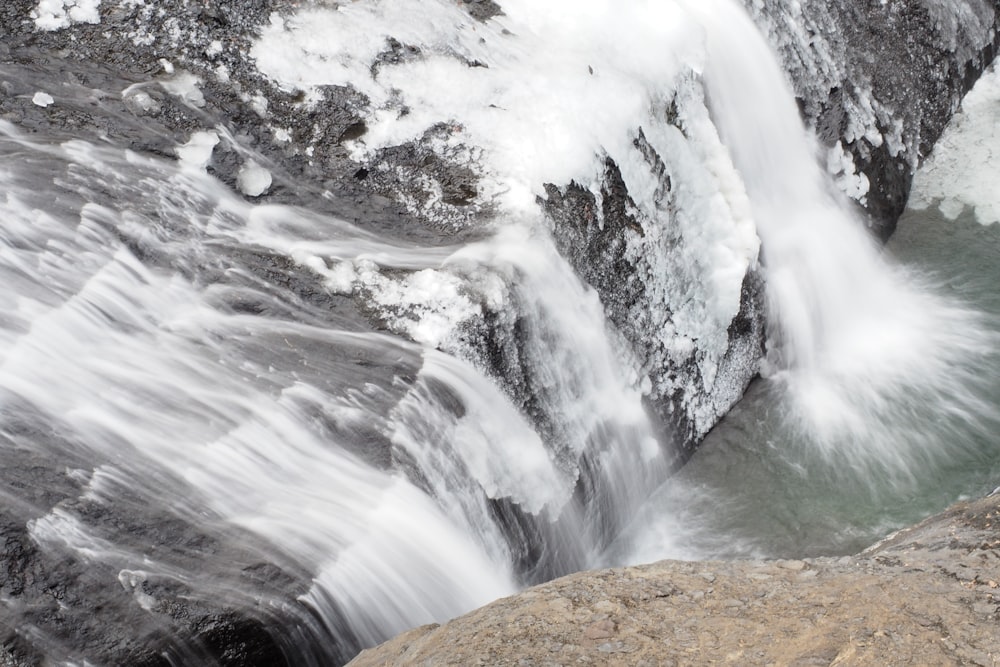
top-left (687, 0), bottom-right (998, 483)
top-left (3, 0), bottom-right (1000, 662)
top-left (0, 115), bottom-right (666, 662)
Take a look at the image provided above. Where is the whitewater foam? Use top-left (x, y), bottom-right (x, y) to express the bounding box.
top-left (690, 0), bottom-right (998, 483)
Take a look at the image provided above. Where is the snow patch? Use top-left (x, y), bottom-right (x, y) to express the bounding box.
top-left (175, 131), bottom-right (219, 171)
top-left (159, 71), bottom-right (205, 108)
top-left (909, 58), bottom-right (1000, 225)
top-left (237, 161), bottom-right (273, 197)
top-left (32, 92), bottom-right (55, 108)
top-left (251, 0), bottom-right (698, 213)
top-left (249, 0), bottom-right (761, 430)
top-left (32, 0), bottom-right (101, 31)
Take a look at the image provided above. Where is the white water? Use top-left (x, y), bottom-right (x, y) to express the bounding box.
top-left (0, 116), bottom-right (668, 660)
top-left (4, 0), bottom-right (1000, 662)
top-left (689, 0), bottom-right (996, 482)
top-left (602, 1), bottom-right (1000, 565)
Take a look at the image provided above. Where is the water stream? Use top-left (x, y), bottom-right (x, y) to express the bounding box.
top-left (2, 0), bottom-right (999, 662)
top-left (610, 0), bottom-right (1000, 563)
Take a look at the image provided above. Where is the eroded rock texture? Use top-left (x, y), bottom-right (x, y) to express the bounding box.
top-left (350, 491), bottom-right (1000, 667)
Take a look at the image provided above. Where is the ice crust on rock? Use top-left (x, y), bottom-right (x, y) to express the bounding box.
top-left (251, 0), bottom-right (762, 439)
top-left (32, 0), bottom-right (101, 31)
top-left (237, 161), bottom-right (273, 197)
top-left (32, 92), bottom-right (55, 108)
top-left (175, 131), bottom-right (220, 171)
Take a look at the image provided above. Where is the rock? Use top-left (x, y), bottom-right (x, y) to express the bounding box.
top-left (747, 0), bottom-right (1000, 240)
top-left (0, 0), bottom-right (992, 465)
top-left (0, 0), bottom-right (997, 664)
top-left (349, 492), bottom-right (1000, 667)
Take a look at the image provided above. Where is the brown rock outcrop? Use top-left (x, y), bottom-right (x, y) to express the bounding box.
top-left (350, 492), bottom-right (1000, 666)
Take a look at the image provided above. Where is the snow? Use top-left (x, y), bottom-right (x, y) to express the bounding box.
top-left (909, 58), bottom-right (1000, 225)
top-left (236, 161), bottom-right (273, 197)
top-left (32, 0), bottom-right (101, 31)
top-left (158, 71), bottom-right (205, 108)
top-left (250, 0), bottom-right (762, 430)
top-left (251, 0), bottom-right (697, 211)
top-left (174, 131), bottom-right (219, 171)
top-left (32, 92), bottom-right (55, 108)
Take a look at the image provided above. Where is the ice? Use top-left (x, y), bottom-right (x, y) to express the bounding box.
top-left (250, 0), bottom-right (762, 435)
top-left (32, 0), bottom-right (101, 31)
top-left (32, 92), bottom-right (55, 108)
top-left (909, 58), bottom-right (1000, 225)
top-left (826, 141), bottom-right (870, 204)
top-left (251, 0), bottom-right (697, 211)
top-left (236, 161), bottom-right (272, 197)
top-left (158, 71), bottom-right (205, 108)
top-left (175, 131), bottom-right (219, 171)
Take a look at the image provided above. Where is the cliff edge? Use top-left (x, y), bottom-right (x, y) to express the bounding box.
top-left (351, 491), bottom-right (1000, 666)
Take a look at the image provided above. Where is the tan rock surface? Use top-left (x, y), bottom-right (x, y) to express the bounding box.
top-left (349, 493), bottom-right (1000, 666)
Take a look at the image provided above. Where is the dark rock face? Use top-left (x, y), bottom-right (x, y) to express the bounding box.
top-left (747, 0), bottom-right (1000, 240)
top-left (541, 155), bottom-right (767, 460)
top-left (0, 441), bottom-right (303, 667)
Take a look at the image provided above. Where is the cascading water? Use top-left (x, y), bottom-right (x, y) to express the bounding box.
top-left (610, 0), bottom-right (1000, 563)
top-left (0, 112), bottom-right (667, 662)
top-left (695, 0), bottom-right (997, 476)
top-left (2, 0), bottom-right (1000, 663)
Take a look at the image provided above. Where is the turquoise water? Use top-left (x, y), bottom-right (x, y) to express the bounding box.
top-left (611, 203), bottom-right (1000, 563)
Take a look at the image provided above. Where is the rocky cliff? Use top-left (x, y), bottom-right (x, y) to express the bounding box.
top-left (350, 490), bottom-right (1000, 666)
top-left (750, 0), bottom-right (1000, 241)
top-left (1, 0), bottom-right (994, 464)
top-left (0, 1), bottom-right (998, 665)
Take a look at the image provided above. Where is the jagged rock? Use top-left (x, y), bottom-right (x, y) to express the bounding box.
top-left (748, 0), bottom-right (1000, 240)
top-left (349, 491), bottom-right (1000, 666)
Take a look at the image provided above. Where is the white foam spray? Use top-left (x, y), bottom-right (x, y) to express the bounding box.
top-left (686, 0), bottom-right (998, 483)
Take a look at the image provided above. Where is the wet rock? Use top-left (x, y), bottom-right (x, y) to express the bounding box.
top-left (0, 0), bottom-right (997, 664)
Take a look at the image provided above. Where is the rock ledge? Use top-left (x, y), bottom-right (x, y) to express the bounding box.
top-left (351, 492), bottom-right (1000, 666)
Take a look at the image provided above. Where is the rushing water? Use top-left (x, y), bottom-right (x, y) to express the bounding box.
top-left (610, 1), bottom-right (1000, 564)
top-left (2, 0), bottom-right (1000, 663)
top-left (0, 113), bottom-right (667, 659)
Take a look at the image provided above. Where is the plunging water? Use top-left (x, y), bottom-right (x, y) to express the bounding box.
top-left (609, 0), bottom-right (1000, 563)
top-left (2, 0), bottom-right (999, 662)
